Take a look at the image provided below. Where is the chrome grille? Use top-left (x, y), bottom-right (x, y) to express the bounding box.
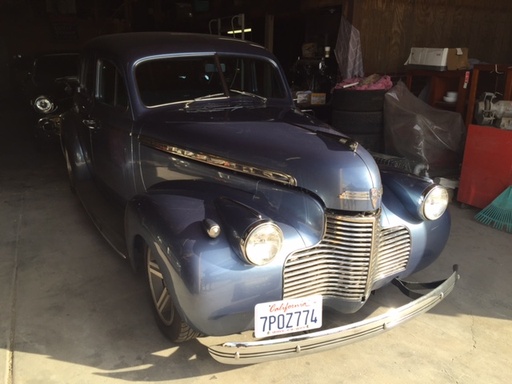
top-left (372, 227), bottom-right (411, 281)
top-left (283, 211), bottom-right (411, 302)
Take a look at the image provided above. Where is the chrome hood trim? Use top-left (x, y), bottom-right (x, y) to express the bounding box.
top-left (139, 135), bottom-right (298, 186)
top-left (208, 265), bottom-right (459, 365)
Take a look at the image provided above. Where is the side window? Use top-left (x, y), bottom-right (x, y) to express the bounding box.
top-left (96, 59), bottom-right (128, 110)
top-left (79, 57), bottom-right (94, 95)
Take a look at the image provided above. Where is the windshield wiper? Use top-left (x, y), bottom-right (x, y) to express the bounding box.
top-left (184, 103), bottom-right (244, 113)
top-left (191, 92), bottom-right (226, 101)
top-left (184, 90), bottom-right (266, 112)
top-left (229, 89), bottom-right (267, 103)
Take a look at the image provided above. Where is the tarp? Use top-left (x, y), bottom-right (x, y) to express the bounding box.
top-left (383, 81), bottom-right (466, 177)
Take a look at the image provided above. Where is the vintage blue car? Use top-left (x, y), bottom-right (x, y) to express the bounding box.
top-left (18, 51), bottom-right (79, 140)
top-left (60, 32), bottom-right (459, 364)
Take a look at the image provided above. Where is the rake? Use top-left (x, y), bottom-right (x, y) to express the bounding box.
top-left (474, 186), bottom-right (512, 233)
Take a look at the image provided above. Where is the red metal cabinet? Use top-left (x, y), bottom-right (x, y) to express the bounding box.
top-left (457, 124), bottom-right (512, 208)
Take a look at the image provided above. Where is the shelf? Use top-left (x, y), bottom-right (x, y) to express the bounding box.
top-left (405, 69), bottom-right (470, 116)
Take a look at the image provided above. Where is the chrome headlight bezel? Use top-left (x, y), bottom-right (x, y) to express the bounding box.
top-left (420, 184), bottom-right (449, 221)
top-left (33, 95), bottom-right (55, 114)
top-left (241, 221), bottom-right (283, 266)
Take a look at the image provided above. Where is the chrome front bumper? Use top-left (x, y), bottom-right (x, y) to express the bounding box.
top-left (208, 265), bottom-right (459, 365)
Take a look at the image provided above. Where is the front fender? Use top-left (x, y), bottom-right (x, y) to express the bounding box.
top-left (124, 180), bottom-right (325, 335)
top-left (379, 169), bottom-right (451, 276)
top-left (380, 168), bottom-right (437, 222)
top-left (60, 111), bottom-right (91, 187)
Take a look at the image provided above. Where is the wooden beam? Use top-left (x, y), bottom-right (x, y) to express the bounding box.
top-left (264, 14), bottom-right (275, 52)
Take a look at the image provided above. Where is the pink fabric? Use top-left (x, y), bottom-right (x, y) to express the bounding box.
top-left (334, 75), bottom-right (394, 91)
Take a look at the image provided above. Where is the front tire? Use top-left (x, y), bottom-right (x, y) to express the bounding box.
top-left (145, 245), bottom-right (200, 343)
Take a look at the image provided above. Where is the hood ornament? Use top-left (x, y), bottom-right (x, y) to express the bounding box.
top-left (338, 137), bottom-right (359, 152)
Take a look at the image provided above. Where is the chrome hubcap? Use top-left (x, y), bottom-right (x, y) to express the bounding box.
top-left (147, 248), bottom-right (174, 325)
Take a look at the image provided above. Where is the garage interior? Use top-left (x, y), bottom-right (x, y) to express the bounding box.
top-left (1, 0), bottom-right (511, 383)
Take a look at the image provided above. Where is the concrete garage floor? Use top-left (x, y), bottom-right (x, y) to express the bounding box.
top-left (1, 99), bottom-right (511, 384)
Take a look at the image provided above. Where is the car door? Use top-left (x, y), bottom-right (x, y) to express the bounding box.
top-left (74, 54), bottom-right (95, 174)
top-left (87, 58), bottom-right (136, 204)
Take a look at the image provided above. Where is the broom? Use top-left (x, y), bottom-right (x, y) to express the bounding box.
top-left (474, 186), bottom-right (512, 233)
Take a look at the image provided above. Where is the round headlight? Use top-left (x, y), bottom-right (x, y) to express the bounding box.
top-left (242, 222), bottom-right (283, 266)
top-left (421, 185), bottom-right (449, 220)
top-left (34, 96), bottom-right (54, 114)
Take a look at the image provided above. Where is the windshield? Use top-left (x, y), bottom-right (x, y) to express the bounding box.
top-left (135, 55), bottom-right (287, 107)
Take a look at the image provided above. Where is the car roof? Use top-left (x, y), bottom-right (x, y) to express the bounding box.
top-left (82, 32), bottom-right (275, 65)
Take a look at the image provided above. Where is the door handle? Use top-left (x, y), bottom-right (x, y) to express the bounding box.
top-left (83, 119), bottom-right (99, 130)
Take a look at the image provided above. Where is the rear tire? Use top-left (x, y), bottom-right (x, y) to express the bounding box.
top-left (331, 88), bottom-right (386, 151)
top-left (331, 110), bottom-right (384, 134)
top-left (145, 245), bottom-right (200, 343)
top-left (331, 89), bottom-right (386, 112)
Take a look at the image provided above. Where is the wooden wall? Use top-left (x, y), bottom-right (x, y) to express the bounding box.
top-left (350, 0), bottom-right (512, 75)
top-left (2, 0), bottom-right (511, 78)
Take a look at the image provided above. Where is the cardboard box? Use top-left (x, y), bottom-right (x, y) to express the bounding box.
top-left (311, 93), bottom-right (326, 105)
top-left (405, 47), bottom-right (469, 71)
top-left (295, 91), bottom-right (326, 106)
top-left (296, 90), bottom-right (311, 106)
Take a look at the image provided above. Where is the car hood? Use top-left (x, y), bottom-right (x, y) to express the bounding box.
top-left (139, 107), bottom-right (382, 211)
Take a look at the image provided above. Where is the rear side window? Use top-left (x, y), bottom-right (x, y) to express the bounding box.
top-left (96, 59), bottom-right (128, 110)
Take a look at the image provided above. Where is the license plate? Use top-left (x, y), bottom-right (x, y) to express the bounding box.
top-left (254, 295), bottom-right (323, 338)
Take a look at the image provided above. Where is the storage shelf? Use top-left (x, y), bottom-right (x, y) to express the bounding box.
top-left (405, 69), bottom-right (470, 116)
